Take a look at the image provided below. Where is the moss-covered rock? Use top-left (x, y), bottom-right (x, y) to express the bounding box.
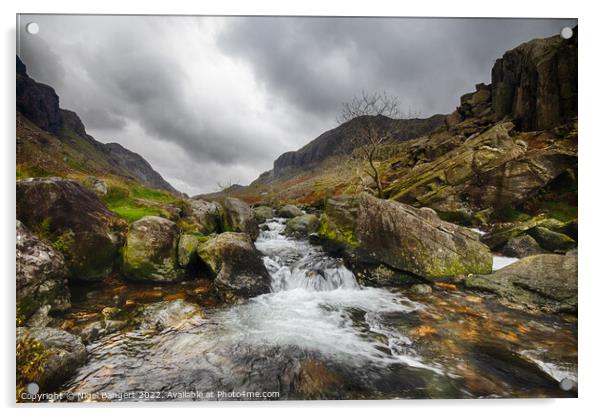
top-left (197, 232), bottom-right (271, 302)
top-left (223, 197), bottom-right (259, 240)
top-left (16, 221), bottom-right (70, 326)
top-left (318, 193), bottom-right (492, 281)
top-left (502, 234), bottom-right (544, 258)
top-left (188, 199), bottom-right (223, 234)
top-left (277, 204), bottom-right (304, 218)
top-left (16, 177), bottom-right (126, 281)
top-left (284, 214), bottom-right (320, 238)
top-left (122, 216), bottom-right (182, 282)
top-left (177, 233), bottom-right (201, 268)
top-left (465, 254), bottom-right (577, 313)
top-left (253, 205), bottom-right (274, 223)
top-left (528, 226), bottom-right (576, 253)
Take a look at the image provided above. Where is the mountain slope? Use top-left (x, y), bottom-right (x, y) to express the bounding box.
top-left (16, 56), bottom-right (180, 196)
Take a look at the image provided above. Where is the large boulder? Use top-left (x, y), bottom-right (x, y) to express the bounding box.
top-left (318, 193), bottom-right (492, 280)
top-left (223, 197), bottom-right (259, 240)
top-left (253, 206), bottom-right (274, 223)
top-left (197, 232), bottom-right (271, 302)
top-left (177, 233), bottom-right (201, 269)
top-left (122, 216), bottom-right (182, 282)
top-left (16, 327), bottom-right (87, 391)
top-left (284, 214), bottom-right (320, 238)
top-left (465, 254), bottom-right (577, 313)
top-left (528, 226), bottom-right (576, 253)
top-left (16, 221), bottom-right (70, 326)
top-left (277, 204), bottom-right (304, 218)
top-left (16, 178), bottom-right (126, 281)
top-left (188, 199), bottom-right (223, 234)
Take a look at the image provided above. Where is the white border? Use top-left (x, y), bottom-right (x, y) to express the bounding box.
top-left (2, 1), bottom-right (600, 415)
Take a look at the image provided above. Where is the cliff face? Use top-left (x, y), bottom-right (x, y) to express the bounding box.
top-left (16, 56), bottom-right (180, 195)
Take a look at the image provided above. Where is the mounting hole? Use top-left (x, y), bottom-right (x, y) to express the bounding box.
top-left (560, 27), bottom-right (573, 40)
top-left (26, 22), bottom-right (39, 35)
top-left (559, 377), bottom-right (575, 391)
top-left (26, 382), bottom-right (40, 395)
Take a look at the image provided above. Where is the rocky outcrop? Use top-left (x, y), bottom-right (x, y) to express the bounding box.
top-left (16, 221), bottom-right (70, 326)
top-left (465, 254), bottom-right (577, 313)
top-left (188, 199), bottom-right (223, 234)
top-left (491, 28), bottom-right (577, 131)
top-left (385, 121), bottom-right (577, 215)
top-left (223, 197), bottom-right (259, 239)
top-left (16, 177), bottom-right (126, 281)
top-left (16, 327), bottom-right (87, 390)
top-left (197, 232), bottom-right (271, 302)
top-left (277, 205), bottom-right (304, 218)
top-left (318, 193), bottom-right (492, 280)
top-left (284, 214), bottom-right (320, 238)
top-left (122, 216), bottom-right (182, 282)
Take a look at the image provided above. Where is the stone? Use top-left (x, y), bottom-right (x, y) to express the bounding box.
top-left (528, 226), bottom-right (576, 253)
top-left (80, 319), bottom-right (126, 344)
top-left (223, 197), bottom-right (259, 240)
top-left (410, 284), bottom-right (433, 295)
top-left (198, 232), bottom-right (271, 302)
top-left (253, 206), bottom-right (274, 223)
top-left (502, 234), bottom-right (545, 258)
top-left (284, 214), bottom-right (320, 238)
top-left (122, 216), bottom-right (182, 282)
top-left (318, 193), bottom-right (492, 280)
top-left (16, 327), bottom-right (87, 390)
top-left (16, 178), bottom-right (126, 281)
top-left (465, 254), bottom-right (577, 313)
top-left (277, 204), bottom-right (304, 218)
top-left (16, 221), bottom-right (70, 326)
top-left (135, 300), bottom-right (204, 330)
top-left (188, 199), bottom-right (223, 234)
top-left (177, 233), bottom-right (201, 269)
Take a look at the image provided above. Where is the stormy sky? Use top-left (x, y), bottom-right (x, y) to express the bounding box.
top-left (17, 15), bottom-right (576, 195)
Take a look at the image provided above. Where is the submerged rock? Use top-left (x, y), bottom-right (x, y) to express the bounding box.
top-left (223, 197), bottom-right (259, 240)
top-left (16, 221), bottom-right (70, 326)
top-left (253, 206), bottom-right (274, 223)
top-left (198, 232), bottom-right (271, 302)
top-left (410, 284), bottom-right (433, 295)
top-left (502, 234), bottom-right (544, 258)
top-left (135, 299), bottom-right (204, 330)
top-left (465, 254), bottom-right (577, 313)
top-left (318, 193), bottom-right (492, 280)
top-left (16, 177), bottom-right (126, 281)
top-left (277, 204), bottom-right (304, 218)
top-left (80, 319), bottom-right (126, 344)
top-left (122, 216), bottom-right (182, 282)
top-left (16, 327), bottom-right (87, 390)
top-left (284, 214), bottom-right (320, 238)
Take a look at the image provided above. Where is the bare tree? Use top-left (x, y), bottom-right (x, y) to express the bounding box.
top-left (338, 91), bottom-right (401, 198)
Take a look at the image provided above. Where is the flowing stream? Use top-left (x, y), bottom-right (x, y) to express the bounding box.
top-left (60, 218), bottom-right (577, 400)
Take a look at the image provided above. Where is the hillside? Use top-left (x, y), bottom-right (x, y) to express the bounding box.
top-left (16, 56), bottom-right (180, 196)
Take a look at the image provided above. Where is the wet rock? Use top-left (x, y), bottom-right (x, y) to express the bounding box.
top-left (16, 221), bottom-right (70, 326)
top-left (528, 226), bottom-right (576, 253)
top-left (277, 204), bottom-right (304, 218)
top-left (318, 193), bottom-right (492, 280)
top-left (502, 234), bottom-right (544, 258)
top-left (284, 214), bottom-right (320, 238)
top-left (122, 216), bottom-right (182, 282)
top-left (135, 300), bottom-right (204, 330)
top-left (410, 284), bottom-right (433, 295)
top-left (16, 177), bottom-right (126, 281)
top-left (223, 197), bottom-right (259, 240)
top-left (16, 327), bottom-right (87, 390)
top-left (101, 306), bottom-right (121, 320)
top-left (198, 232), bottom-right (271, 302)
top-left (188, 199), bottom-right (223, 234)
top-left (465, 254), bottom-right (577, 313)
top-left (177, 233), bottom-right (201, 268)
top-left (80, 319), bottom-right (126, 344)
top-left (253, 206), bottom-right (274, 223)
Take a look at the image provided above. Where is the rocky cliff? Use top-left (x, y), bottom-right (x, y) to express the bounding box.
top-left (16, 56), bottom-right (180, 195)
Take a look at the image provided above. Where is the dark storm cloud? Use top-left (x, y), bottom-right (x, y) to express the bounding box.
top-left (219, 17), bottom-right (577, 118)
top-left (17, 15), bottom-right (576, 194)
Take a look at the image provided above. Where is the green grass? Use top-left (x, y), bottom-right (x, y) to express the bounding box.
top-left (103, 184), bottom-right (177, 223)
top-left (109, 203), bottom-right (165, 223)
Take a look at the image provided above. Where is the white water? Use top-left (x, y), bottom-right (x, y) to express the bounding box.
top-left (219, 218), bottom-right (439, 371)
top-left (492, 255), bottom-right (519, 270)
